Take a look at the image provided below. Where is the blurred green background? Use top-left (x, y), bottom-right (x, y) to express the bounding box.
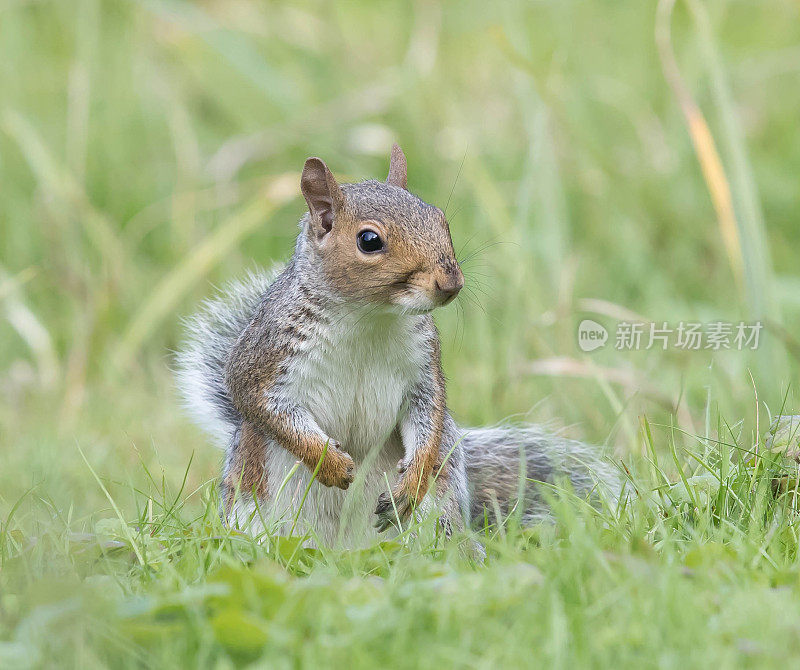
top-left (1, 0), bottom-right (799, 516)
top-left (4, 2), bottom-right (800, 666)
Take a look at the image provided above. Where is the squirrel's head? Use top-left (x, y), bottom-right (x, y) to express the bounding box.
top-left (299, 144), bottom-right (463, 314)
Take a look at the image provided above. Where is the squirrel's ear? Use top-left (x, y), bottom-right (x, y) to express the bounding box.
top-left (301, 157), bottom-right (344, 236)
top-left (386, 143), bottom-right (408, 190)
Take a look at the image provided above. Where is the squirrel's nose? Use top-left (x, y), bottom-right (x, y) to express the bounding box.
top-left (434, 273), bottom-right (464, 304)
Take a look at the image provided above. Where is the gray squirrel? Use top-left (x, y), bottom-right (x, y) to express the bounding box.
top-left (176, 144), bottom-right (621, 548)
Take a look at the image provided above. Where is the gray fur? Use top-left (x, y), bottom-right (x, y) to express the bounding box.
top-left (461, 424), bottom-right (622, 526)
top-left (177, 270), bottom-right (622, 534)
top-left (175, 269), bottom-right (278, 447)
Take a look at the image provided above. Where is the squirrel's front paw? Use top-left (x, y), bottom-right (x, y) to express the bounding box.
top-left (315, 443), bottom-right (355, 490)
top-left (374, 488), bottom-right (414, 533)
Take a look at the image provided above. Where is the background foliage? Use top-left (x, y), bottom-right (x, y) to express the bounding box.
top-left (1, 0), bottom-right (800, 666)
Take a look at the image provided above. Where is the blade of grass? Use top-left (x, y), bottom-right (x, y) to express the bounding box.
top-left (289, 440), bottom-right (330, 538)
top-left (686, 0), bottom-right (777, 323)
top-left (78, 444), bottom-right (145, 566)
top-left (655, 0), bottom-right (744, 296)
top-left (110, 175), bottom-right (297, 371)
top-left (2, 109), bottom-right (126, 276)
top-left (0, 265), bottom-right (59, 389)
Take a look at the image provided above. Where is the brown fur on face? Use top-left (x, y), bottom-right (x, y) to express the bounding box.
top-left (300, 147), bottom-right (464, 312)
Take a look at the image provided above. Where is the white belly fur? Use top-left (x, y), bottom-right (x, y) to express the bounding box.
top-left (260, 310), bottom-right (429, 547)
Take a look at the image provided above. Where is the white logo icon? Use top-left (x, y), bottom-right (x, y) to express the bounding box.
top-left (578, 319), bottom-right (608, 352)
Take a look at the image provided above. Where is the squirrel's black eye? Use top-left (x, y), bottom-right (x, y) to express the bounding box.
top-left (357, 229), bottom-right (384, 253)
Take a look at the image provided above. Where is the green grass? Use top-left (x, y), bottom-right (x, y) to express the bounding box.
top-left (6, 409), bottom-right (800, 668)
top-left (2, 0), bottom-right (800, 667)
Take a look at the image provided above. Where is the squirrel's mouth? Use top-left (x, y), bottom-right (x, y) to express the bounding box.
top-left (385, 280), bottom-right (460, 315)
top-left (402, 306), bottom-right (435, 316)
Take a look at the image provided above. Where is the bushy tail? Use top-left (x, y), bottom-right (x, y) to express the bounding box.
top-left (175, 270), bottom-right (278, 448)
top-left (461, 423), bottom-right (622, 526)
